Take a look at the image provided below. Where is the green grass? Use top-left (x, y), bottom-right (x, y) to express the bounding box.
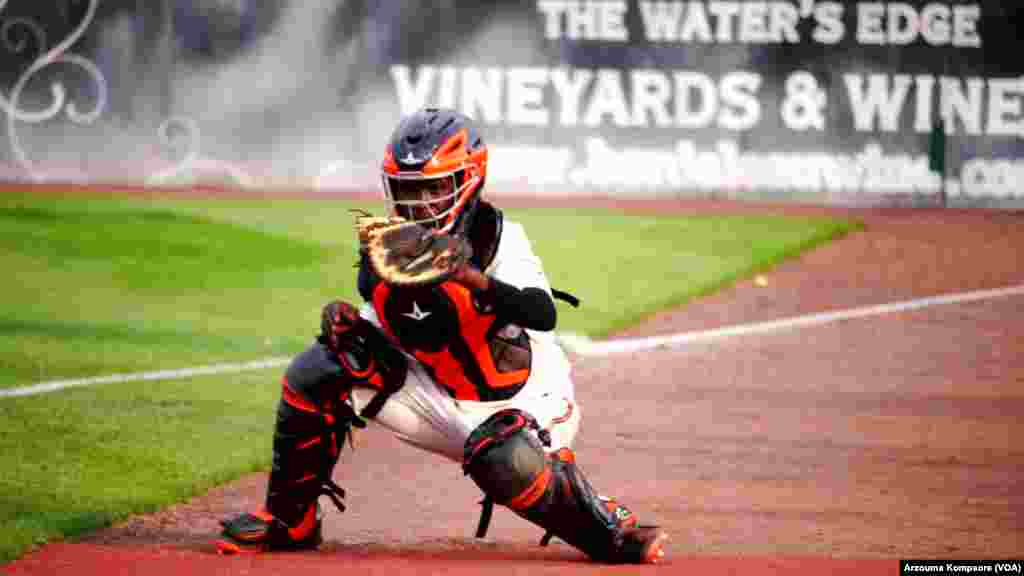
top-left (0, 370), bottom-right (277, 555)
top-left (0, 189), bottom-right (858, 563)
top-left (515, 209), bottom-right (857, 337)
top-left (0, 194), bottom-right (352, 385)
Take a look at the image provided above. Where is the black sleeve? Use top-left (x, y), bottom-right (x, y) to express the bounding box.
top-left (357, 253), bottom-right (377, 303)
top-left (478, 278), bottom-right (557, 332)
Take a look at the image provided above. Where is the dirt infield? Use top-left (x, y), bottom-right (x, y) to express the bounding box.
top-left (4, 195), bottom-right (1023, 575)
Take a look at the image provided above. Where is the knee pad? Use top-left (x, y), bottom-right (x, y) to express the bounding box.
top-left (462, 409), bottom-right (550, 506)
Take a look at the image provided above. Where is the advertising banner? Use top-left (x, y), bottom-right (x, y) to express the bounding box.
top-left (373, 1), bottom-right (1022, 204)
top-left (0, 1), bottom-right (1020, 205)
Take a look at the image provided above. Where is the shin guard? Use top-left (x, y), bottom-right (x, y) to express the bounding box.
top-left (463, 409), bottom-right (666, 564)
top-left (219, 346), bottom-right (359, 552)
top-left (264, 387), bottom-right (347, 527)
top-left (219, 311), bottom-right (407, 554)
top-left (218, 381), bottom-right (346, 552)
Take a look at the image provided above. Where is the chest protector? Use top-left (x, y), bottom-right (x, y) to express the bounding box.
top-left (371, 280), bottom-right (530, 401)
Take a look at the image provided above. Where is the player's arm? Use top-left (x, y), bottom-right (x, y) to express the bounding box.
top-left (452, 265), bottom-right (557, 331)
top-left (451, 218), bottom-right (558, 331)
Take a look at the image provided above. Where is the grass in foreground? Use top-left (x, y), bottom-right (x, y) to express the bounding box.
top-left (0, 188), bottom-right (857, 563)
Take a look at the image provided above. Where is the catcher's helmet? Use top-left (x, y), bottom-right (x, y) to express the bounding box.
top-left (381, 108), bottom-right (488, 234)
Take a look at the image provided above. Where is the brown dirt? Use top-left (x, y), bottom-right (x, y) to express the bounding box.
top-left (4, 189), bottom-right (1023, 575)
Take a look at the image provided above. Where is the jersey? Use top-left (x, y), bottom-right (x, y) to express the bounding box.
top-left (361, 220), bottom-right (552, 402)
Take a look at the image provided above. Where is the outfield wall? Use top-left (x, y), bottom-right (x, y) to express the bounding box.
top-left (0, 1), bottom-right (1020, 207)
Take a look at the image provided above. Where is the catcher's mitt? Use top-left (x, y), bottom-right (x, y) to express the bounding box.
top-left (351, 209), bottom-right (406, 251)
top-left (354, 212), bottom-right (472, 287)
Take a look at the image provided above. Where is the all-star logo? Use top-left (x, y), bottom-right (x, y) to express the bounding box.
top-left (402, 301), bottom-right (432, 321)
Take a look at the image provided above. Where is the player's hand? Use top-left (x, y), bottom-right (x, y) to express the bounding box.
top-left (445, 259), bottom-right (490, 292)
top-left (320, 300), bottom-right (361, 351)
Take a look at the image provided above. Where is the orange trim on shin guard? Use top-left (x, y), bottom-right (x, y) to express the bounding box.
top-left (281, 377), bottom-right (320, 414)
top-left (288, 503), bottom-right (319, 541)
top-left (505, 465), bottom-right (552, 511)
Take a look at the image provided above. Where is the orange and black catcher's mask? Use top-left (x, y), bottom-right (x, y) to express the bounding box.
top-left (381, 108), bottom-right (488, 235)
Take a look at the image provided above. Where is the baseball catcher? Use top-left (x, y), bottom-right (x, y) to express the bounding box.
top-left (218, 108), bottom-right (668, 563)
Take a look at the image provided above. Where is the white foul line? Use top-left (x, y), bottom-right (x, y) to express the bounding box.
top-left (556, 284), bottom-right (1024, 357)
top-left (0, 357), bottom-right (290, 399)
top-left (3, 284), bottom-right (1023, 398)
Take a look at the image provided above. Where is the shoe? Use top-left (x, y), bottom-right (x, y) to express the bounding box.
top-left (618, 525), bottom-right (669, 564)
top-left (594, 497), bottom-right (667, 564)
top-left (215, 505), bottom-right (322, 555)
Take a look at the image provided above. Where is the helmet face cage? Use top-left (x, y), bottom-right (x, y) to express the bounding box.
top-left (381, 109), bottom-right (487, 234)
top-left (381, 165), bottom-right (480, 233)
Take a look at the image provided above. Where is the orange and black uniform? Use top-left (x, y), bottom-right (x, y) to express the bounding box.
top-left (357, 202), bottom-right (556, 402)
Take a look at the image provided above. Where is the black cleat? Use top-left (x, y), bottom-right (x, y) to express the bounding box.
top-left (215, 505), bottom-right (322, 555)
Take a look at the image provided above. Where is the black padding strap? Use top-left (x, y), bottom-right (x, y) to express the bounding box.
top-left (358, 391), bottom-right (390, 420)
top-left (321, 479), bottom-right (346, 513)
top-left (552, 289), bottom-right (580, 308)
top-left (475, 496), bottom-right (494, 539)
top-left (318, 402), bottom-right (353, 513)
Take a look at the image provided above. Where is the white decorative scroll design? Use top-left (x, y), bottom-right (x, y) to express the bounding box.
top-left (145, 115), bottom-right (256, 189)
top-left (1, 0), bottom-right (108, 182)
